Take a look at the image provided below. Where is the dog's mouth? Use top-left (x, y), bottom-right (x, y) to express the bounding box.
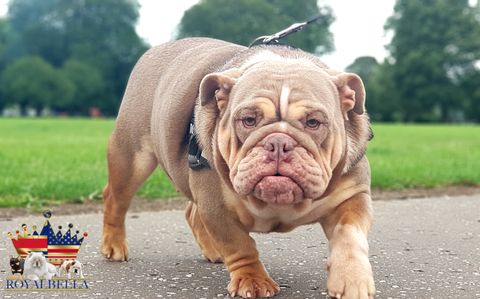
top-left (253, 175), bottom-right (304, 204)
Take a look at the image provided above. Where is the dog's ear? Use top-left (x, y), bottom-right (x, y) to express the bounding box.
top-left (331, 72), bottom-right (371, 172)
top-left (199, 68), bottom-right (242, 112)
top-left (71, 261), bottom-right (76, 265)
top-left (332, 73), bottom-right (366, 118)
top-left (66, 263), bottom-right (71, 272)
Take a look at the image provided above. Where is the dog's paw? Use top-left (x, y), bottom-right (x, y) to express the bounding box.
top-left (228, 268), bottom-right (279, 298)
top-left (101, 226), bottom-right (128, 262)
top-left (326, 254), bottom-right (375, 299)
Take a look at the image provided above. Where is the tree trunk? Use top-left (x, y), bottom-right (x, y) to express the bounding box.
top-left (35, 106), bottom-right (42, 117)
top-left (20, 103), bottom-right (28, 116)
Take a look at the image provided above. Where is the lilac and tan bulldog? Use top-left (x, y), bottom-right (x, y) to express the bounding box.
top-left (101, 38), bottom-right (375, 299)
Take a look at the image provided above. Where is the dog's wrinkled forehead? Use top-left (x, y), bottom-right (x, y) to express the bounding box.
top-left (231, 52), bottom-right (338, 114)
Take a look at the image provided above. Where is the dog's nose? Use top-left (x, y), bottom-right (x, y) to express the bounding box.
top-left (263, 133), bottom-right (296, 161)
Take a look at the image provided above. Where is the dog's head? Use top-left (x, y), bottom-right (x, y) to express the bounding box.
top-left (10, 256), bottom-right (23, 269)
top-left (25, 252), bottom-right (47, 269)
top-left (198, 51), bottom-right (370, 205)
top-left (65, 260), bottom-right (82, 273)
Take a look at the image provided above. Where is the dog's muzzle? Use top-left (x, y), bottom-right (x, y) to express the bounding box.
top-left (253, 133), bottom-right (304, 204)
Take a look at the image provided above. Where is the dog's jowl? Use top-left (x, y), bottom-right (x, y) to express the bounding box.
top-left (101, 38), bottom-right (375, 299)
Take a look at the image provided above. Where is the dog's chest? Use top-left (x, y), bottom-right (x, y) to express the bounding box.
top-left (242, 198), bottom-right (322, 233)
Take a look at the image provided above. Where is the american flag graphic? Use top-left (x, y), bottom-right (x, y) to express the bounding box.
top-left (9, 220), bottom-right (87, 266)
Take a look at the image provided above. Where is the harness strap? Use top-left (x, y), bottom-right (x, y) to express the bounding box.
top-left (187, 119), bottom-right (210, 170)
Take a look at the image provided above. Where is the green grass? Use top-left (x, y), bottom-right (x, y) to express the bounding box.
top-left (0, 118), bottom-right (479, 207)
top-left (368, 124), bottom-right (480, 189)
top-left (0, 118), bottom-right (176, 207)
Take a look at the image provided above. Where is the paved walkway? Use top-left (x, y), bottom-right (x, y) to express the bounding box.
top-left (1, 194), bottom-right (479, 298)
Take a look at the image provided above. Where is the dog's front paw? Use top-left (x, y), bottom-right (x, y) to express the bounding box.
top-left (101, 224), bottom-right (128, 261)
top-left (326, 253), bottom-right (375, 299)
top-left (227, 264), bottom-right (280, 298)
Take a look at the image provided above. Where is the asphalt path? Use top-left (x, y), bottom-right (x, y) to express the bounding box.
top-left (1, 194), bottom-right (479, 298)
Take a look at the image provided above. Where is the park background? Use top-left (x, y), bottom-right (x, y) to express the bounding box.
top-left (0, 0), bottom-right (479, 208)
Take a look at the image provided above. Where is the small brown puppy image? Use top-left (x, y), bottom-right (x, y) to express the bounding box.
top-left (102, 38), bottom-right (375, 299)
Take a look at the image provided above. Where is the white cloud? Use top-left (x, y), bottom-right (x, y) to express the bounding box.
top-left (320, 0), bottom-right (395, 70)
top-left (136, 0), bottom-right (199, 46)
top-left (0, 0), bottom-right (7, 16)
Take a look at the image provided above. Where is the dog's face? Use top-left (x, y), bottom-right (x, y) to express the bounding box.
top-left (199, 57), bottom-right (366, 204)
top-left (25, 252), bottom-right (46, 269)
top-left (67, 261), bottom-right (82, 274)
top-left (10, 257), bottom-right (23, 270)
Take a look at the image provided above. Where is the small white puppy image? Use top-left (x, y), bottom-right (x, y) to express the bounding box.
top-left (23, 252), bottom-right (57, 280)
top-left (59, 260), bottom-right (84, 278)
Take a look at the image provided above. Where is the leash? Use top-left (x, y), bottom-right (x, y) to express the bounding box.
top-left (248, 15), bottom-right (323, 47)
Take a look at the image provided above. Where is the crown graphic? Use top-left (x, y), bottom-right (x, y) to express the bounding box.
top-left (7, 211), bottom-right (88, 266)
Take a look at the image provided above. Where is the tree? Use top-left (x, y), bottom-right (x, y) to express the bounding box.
top-left (61, 60), bottom-right (106, 115)
top-left (346, 56), bottom-right (406, 122)
top-left (0, 18), bottom-right (8, 112)
top-left (0, 18), bottom-right (7, 60)
top-left (177, 0), bottom-right (334, 54)
top-left (346, 56), bottom-right (382, 121)
top-left (0, 56), bottom-right (74, 115)
top-left (6, 0), bottom-right (148, 115)
top-left (385, 0), bottom-right (480, 122)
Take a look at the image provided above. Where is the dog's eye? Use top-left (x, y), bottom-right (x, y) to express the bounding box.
top-left (242, 116), bottom-right (256, 128)
top-left (305, 118), bottom-right (321, 129)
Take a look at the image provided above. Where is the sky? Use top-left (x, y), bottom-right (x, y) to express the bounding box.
top-left (136, 0), bottom-right (396, 70)
top-left (0, 0), bottom-right (396, 70)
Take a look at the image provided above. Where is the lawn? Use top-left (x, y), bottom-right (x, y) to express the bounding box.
top-left (0, 118), bottom-right (479, 207)
top-left (0, 118), bottom-right (176, 208)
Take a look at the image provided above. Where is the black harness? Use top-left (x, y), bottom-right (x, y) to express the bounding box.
top-left (187, 117), bottom-right (210, 170)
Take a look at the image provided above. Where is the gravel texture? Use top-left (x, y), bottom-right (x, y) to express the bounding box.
top-left (1, 194), bottom-right (479, 298)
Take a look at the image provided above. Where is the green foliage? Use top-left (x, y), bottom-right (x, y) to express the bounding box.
top-left (0, 56), bottom-right (74, 115)
top-left (346, 57), bottom-right (386, 121)
top-left (382, 0), bottom-right (480, 122)
top-left (4, 0), bottom-right (148, 115)
top-left (0, 18), bottom-right (9, 111)
top-left (61, 60), bottom-right (106, 115)
top-left (177, 0), bottom-right (334, 54)
top-left (0, 18), bottom-right (7, 60)
top-left (0, 119), bottom-right (479, 206)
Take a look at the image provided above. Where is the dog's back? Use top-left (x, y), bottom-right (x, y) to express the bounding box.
top-left (110, 38), bottom-right (244, 196)
top-left (102, 38), bottom-right (244, 260)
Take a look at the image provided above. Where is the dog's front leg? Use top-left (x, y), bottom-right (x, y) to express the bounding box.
top-left (198, 202), bottom-right (279, 298)
top-left (192, 175), bottom-right (279, 298)
top-left (320, 193), bottom-right (375, 299)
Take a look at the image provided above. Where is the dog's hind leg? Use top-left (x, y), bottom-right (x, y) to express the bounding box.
top-left (101, 132), bottom-right (157, 261)
top-left (185, 201), bottom-right (223, 263)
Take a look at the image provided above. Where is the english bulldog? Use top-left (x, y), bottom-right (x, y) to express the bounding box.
top-left (59, 260), bottom-right (84, 279)
top-left (101, 38), bottom-right (375, 299)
